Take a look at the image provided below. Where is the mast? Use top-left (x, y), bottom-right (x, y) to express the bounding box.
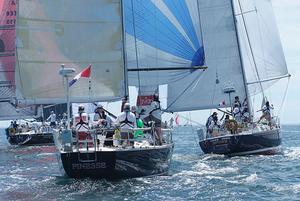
top-left (230, 0), bottom-right (251, 113)
top-left (121, 0), bottom-right (129, 98)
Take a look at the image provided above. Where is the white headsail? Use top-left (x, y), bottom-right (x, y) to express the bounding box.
top-left (234, 0), bottom-right (289, 95)
top-left (15, 0), bottom-right (125, 104)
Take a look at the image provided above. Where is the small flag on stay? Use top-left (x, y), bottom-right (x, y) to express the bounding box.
top-left (69, 64), bottom-right (91, 87)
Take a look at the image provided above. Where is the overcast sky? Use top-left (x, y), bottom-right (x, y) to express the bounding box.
top-left (271, 0), bottom-right (300, 124)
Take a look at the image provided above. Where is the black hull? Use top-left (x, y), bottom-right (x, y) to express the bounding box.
top-left (5, 128), bottom-right (54, 146)
top-left (59, 145), bottom-right (174, 179)
top-left (199, 129), bottom-right (281, 156)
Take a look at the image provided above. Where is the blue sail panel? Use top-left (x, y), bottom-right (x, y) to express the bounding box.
top-left (163, 0), bottom-right (201, 50)
top-left (124, 0), bottom-right (205, 67)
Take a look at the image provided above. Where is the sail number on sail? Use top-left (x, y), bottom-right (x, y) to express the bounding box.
top-left (5, 0), bottom-right (16, 25)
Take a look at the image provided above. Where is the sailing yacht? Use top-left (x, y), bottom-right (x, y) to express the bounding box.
top-left (13, 0), bottom-right (186, 178)
top-left (162, 0), bottom-right (289, 156)
top-left (0, 0), bottom-right (53, 145)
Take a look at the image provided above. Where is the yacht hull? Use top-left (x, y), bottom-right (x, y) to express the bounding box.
top-left (58, 145), bottom-right (174, 179)
top-left (5, 128), bottom-right (53, 146)
top-left (199, 129), bottom-right (281, 156)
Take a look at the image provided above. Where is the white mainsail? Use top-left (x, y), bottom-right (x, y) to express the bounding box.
top-left (167, 0), bottom-right (247, 112)
top-left (15, 0), bottom-right (125, 104)
top-left (234, 0), bottom-right (289, 95)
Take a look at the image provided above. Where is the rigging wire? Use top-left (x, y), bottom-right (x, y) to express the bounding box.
top-left (130, 0), bottom-right (142, 95)
top-left (254, 1), bottom-right (270, 86)
top-left (277, 77), bottom-right (291, 117)
top-left (237, 0), bottom-right (266, 100)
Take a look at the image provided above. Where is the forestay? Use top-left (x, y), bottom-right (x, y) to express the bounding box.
top-left (234, 0), bottom-right (289, 95)
top-left (124, 0), bottom-right (205, 87)
top-left (15, 0), bottom-right (125, 104)
top-left (167, 0), bottom-right (247, 112)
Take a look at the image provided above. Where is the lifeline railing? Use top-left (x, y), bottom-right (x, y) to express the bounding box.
top-left (198, 116), bottom-right (281, 141)
top-left (56, 125), bottom-right (173, 152)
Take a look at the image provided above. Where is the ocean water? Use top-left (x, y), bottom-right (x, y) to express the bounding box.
top-left (0, 125), bottom-right (300, 201)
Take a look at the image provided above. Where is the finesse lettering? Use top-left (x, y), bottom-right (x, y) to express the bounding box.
top-left (72, 162), bottom-right (106, 170)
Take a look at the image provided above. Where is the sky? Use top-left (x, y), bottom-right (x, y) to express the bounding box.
top-left (270, 0), bottom-right (300, 124)
top-left (0, 0), bottom-right (299, 127)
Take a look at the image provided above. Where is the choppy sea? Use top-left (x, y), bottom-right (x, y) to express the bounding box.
top-left (0, 125), bottom-right (300, 201)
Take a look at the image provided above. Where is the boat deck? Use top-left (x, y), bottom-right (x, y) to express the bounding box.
top-left (54, 128), bottom-right (173, 154)
top-left (198, 123), bottom-right (280, 142)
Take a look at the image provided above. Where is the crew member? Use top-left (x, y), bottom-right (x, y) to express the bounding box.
top-left (131, 105), bottom-right (144, 139)
top-left (47, 111), bottom-right (56, 128)
top-left (94, 104), bottom-right (113, 128)
top-left (115, 103), bottom-right (137, 146)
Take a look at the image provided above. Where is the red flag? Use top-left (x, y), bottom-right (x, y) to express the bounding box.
top-left (80, 65), bottom-right (91, 78)
top-left (69, 64), bottom-right (91, 87)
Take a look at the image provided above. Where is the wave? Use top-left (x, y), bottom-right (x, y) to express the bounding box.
top-left (272, 184), bottom-right (300, 194)
top-left (284, 147), bottom-right (300, 159)
top-left (192, 161), bottom-right (239, 175)
top-left (243, 173), bottom-right (258, 183)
